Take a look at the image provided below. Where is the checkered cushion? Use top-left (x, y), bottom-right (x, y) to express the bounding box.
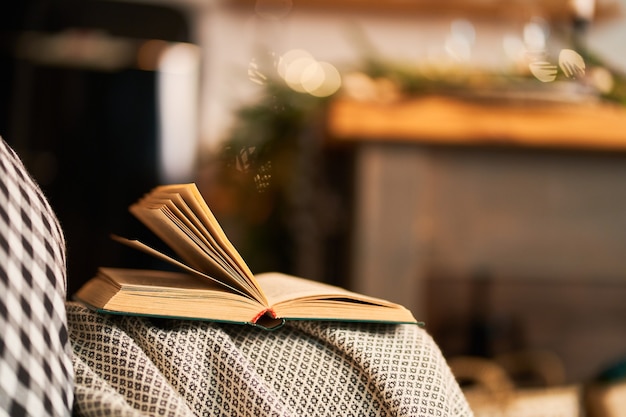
top-left (0, 138), bottom-right (74, 416)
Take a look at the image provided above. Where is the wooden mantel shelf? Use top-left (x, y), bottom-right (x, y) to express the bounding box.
top-left (230, 0), bottom-right (621, 22)
top-left (327, 96), bottom-right (626, 151)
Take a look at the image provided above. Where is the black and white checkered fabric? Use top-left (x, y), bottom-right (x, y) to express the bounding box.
top-left (0, 138), bottom-right (74, 416)
top-left (68, 302), bottom-right (473, 417)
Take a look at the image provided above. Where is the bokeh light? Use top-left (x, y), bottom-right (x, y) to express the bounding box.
top-left (158, 42), bottom-right (200, 75)
top-left (523, 18), bottom-right (549, 52)
top-left (445, 19), bottom-right (475, 62)
top-left (588, 66), bottom-right (614, 94)
top-left (502, 34), bottom-right (526, 66)
top-left (278, 49), bottom-right (341, 97)
top-left (304, 61), bottom-right (341, 97)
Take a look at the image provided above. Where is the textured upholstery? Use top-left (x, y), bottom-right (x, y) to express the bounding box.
top-left (0, 137), bottom-right (74, 416)
top-left (69, 303), bottom-right (473, 416)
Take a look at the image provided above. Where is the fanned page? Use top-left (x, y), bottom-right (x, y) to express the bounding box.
top-left (153, 184), bottom-right (254, 279)
top-left (110, 235), bottom-right (254, 300)
top-left (127, 183), bottom-right (267, 304)
top-left (153, 194), bottom-right (242, 279)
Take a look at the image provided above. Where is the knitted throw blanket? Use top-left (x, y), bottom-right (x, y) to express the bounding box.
top-left (67, 302), bottom-right (473, 417)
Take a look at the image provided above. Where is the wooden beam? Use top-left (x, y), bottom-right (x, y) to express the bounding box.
top-left (327, 96), bottom-right (626, 151)
top-left (229, 0), bottom-right (621, 23)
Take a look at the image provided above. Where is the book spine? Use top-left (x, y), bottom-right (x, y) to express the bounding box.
top-left (252, 308), bottom-right (277, 323)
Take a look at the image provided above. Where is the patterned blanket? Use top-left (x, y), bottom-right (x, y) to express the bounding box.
top-left (68, 303), bottom-right (473, 417)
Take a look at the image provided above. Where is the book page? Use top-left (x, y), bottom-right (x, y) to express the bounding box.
top-left (129, 190), bottom-right (267, 303)
top-left (129, 206), bottom-right (229, 278)
top-left (100, 267), bottom-right (237, 292)
top-left (111, 235), bottom-right (258, 301)
top-left (256, 272), bottom-right (418, 324)
top-left (145, 192), bottom-right (246, 279)
top-left (256, 272), bottom-right (400, 307)
top-left (153, 184), bottom-right (256, 282)
top-left (160, 204), bottom-right (242, 279)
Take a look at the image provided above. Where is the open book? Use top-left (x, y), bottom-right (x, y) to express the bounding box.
top-left (73, 183), bottom-right (419, 329)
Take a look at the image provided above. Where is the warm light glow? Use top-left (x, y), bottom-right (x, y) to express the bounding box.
top-left (523, 19), bottom-right (549, 52)
top-left (299, 60), bottom-right (326, 92)
top-left (157, 42), bottom-right (201, 183)
top-left (444, 20), bottom-right (475, 62)
top-left (502, 34), bottom-right (526, 66)
top-left (284, 56), bottom-right (318, 92)
top-left (341, 72), bottom-right (378, 102)
top-left (570, 0), bottom-right (596, 20)
top-left (303, 61), bottom-right (341, 97)
top-left (277, 49), bottom-right (312, 79)
top-left (159, 42), bottom-right (199, 74)
top-left (445, 36), bottom-right (471, 62)
top-left (451, 19), bottom-right (475, 44)
top-left (278, 49), bottom-right (341, 97)
top-left (589, 66), bottom-right (614, 93)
